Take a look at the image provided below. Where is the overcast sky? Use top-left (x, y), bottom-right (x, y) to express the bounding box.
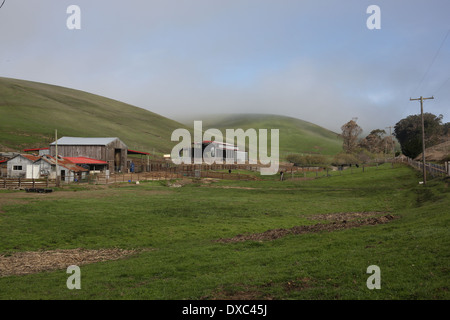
top-left (1, 0), bottom-right (449, 133)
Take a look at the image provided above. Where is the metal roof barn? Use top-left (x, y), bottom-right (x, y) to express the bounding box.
top-left (49, 137), bottom-right (128, 173)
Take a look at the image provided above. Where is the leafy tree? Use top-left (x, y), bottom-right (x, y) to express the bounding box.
top-left (443, 122), bottom-right (450, 136)
top-left (359, 129), bottom-right (386, 153)
top-left (359, 129), bottom-right (396, 155)
top-left (341, 120), bottom-right (362, 153)
top-left (394, 113), bottom-right (443, 158)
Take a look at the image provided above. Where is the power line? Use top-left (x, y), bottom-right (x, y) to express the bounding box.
top-left (0, 0), bottom-right (5, 9)
top-left (433, 75), bottom-right (450, 95)
top-left (412, 28), bottom-right (450, 96)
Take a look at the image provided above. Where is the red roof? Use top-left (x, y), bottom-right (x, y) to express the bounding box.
top-left (23, 148), bottom-right (49, 152)
top-left (41, 155), bottom-right (88, 172)
top-left (63, 157), bottom-right (108, 165)
top-left (127, 149), bottom-right (150, 155)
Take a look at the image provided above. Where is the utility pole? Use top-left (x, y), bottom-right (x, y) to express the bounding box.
top-left (409, 96), bottom-right (434, 185)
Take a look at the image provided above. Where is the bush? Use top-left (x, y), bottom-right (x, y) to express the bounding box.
top-left (286, 154), bottom-right (329, 166)
top-left (332, 153), bottom-right (358, 166)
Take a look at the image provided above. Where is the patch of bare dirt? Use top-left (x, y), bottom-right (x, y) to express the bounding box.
top-left (0, 248), bottom-right (151, 277)
top-left (306, 211), bottom-right (390, 222)
top-left (215, 213), bottom-right (396, 243)
top-left (209, 186), bottom-right (258, 190)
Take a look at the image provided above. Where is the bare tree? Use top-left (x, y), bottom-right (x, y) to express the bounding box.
top-left (341, 120), bottom-right (362, 153)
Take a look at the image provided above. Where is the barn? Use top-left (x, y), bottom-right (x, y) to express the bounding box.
top-left (49, 137), bottom-right (128, 172)
top-left (190, 140), bottom-right (248, 163)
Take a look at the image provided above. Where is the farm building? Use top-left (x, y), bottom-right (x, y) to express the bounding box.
top-left (6, 154), bottom-right (41, 178)
top-left (63, 157), bottom-right (109, 172)
top-left (39, 155), bottom-right (89, 182)
top-left (49, 137), bottom-right (128, 172)
top-left (6, 154), bottom-right (88, 182)
top-left (186, 140), bottom-right (248, 163)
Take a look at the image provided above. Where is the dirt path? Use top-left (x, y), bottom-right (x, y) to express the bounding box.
top-left (215, 212), bottom-right (396, 243)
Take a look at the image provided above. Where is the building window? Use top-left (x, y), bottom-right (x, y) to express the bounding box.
top-left (13, 166), bottom-right (23, 171)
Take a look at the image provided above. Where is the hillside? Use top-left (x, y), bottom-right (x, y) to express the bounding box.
top-left (182, 113), bottom-right (343, 157)
top-left (414, 138), bottom-right (450, 162)
top-left (0, 78), bottom-right (343, 159)
top-left (0, 77), bottom-right (188, 155)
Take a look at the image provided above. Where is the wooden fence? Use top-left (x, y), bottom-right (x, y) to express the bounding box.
top-left (92, 170), bottom-right (260, 185)
top-left (398, 157), bottom-right (449, 178)
top-left (0, 177), bottom-right (56, 189)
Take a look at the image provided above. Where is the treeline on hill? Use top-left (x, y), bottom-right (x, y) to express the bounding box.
top-left (286, 112), bottom-right (449, 167)
top-left (286, 119), bottom-right (396, 167)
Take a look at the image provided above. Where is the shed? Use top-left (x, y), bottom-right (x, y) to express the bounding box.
top-left (40, 155), bottom-right (89, 182)
top-left (6, 154), bottom-right (41, 179)
top-left (49, 137), bottom-right (128, 172)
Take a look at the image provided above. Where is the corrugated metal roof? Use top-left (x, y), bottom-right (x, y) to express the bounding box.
top-left (21, 154), bottom-right (42, 162)
top-left (50, 137), bottom-right (123, 146)
top-left (41, 155), bottom-right (89, 172)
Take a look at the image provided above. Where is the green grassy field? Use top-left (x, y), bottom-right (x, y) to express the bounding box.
top-left (0, 163), bottom-right (448, 300)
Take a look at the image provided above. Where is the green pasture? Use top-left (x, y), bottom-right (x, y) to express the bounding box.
top-left (0, 164), bottom-right (448, 299)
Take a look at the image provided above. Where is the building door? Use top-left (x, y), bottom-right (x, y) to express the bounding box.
top-left (114, 149), bottom-right (121, 172)
top-left (60, 170), bottom-right (66, 182)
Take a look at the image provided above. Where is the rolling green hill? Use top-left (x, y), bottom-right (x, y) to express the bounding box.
top-left (183, 113), bottom-right (343, 157)
top-left (0, 77), bottom-right (188, 155)
top-left (0, 77), bottom-right (343, 159)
